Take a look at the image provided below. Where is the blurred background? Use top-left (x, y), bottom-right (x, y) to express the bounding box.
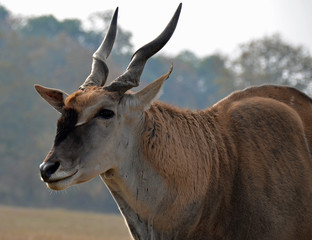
top-left (0, 0), bottom-right (312, 238)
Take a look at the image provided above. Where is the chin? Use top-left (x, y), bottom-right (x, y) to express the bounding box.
top-left (46, 181), bottom-right (71, 191)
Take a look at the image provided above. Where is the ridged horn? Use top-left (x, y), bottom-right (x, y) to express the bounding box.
top-left (79, 7), bottom-right (118, 90)
top-left (104, 3), bottom-right (182, 94)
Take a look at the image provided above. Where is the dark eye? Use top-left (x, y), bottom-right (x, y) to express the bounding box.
top-left (96, 109), bottom-right (115, 119)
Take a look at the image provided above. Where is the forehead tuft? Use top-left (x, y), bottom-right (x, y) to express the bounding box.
top-left (64, 87), bottom-right (121, 111)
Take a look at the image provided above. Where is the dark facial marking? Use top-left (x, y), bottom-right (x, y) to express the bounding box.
top-left (54, 108), bottom-right (78, 146)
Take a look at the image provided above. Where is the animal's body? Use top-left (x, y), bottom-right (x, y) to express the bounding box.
top-left (34, 4), bottom-right (312, 240)
top-left (111, 85), bottom-right (312, 240)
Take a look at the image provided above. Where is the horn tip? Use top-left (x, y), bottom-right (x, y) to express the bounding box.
top-left (175, 3), bottom-right (182, 17)
top-left (114, 7), bottom-right (119, 16)
top-left (112, 7), bottom-right (119, 24)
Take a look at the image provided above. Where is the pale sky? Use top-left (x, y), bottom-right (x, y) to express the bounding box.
top-left (1, 0), bottom-right (311, 57)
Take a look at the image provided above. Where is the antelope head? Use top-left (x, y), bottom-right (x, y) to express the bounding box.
top-left (35, 4), bottom-right (181, 190)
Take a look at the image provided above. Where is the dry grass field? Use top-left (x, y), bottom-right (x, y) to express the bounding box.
top-left (0, 205), bottom-right (130, 240)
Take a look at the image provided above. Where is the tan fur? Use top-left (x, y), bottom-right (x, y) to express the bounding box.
top-left (137, 85), bottom-right (312, 239)
top-left (65, 87), bottom-right (120, 111)
top-left (36, 82), bottom-right (312, 239)
top-left (64, 87), bottom-right (121, 125)
top-left (143, 104), bottom-right (215, 204)
top-left (36, 5), bottom-right (312, 238)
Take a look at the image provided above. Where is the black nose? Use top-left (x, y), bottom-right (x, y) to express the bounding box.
top-left (40, 161), bottom-right (60, 182)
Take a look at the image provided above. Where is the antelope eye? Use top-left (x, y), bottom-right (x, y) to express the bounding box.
top-left (96, 109), bottom-right (115, 119)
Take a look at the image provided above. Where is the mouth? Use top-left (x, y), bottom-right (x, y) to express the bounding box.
top-left (46, 170), bottom-right (78, 183)
top-left (44, 170), bottom-right (79, 190)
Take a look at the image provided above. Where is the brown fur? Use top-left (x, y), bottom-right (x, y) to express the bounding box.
top-left (37, 82), bottom-right (312, 239)
top-left (141, 85), bottom-right (312, 239)
top-left (35, 6), bottom-right (312, 238)
top-left (65, 87), bottom-right (121, 113)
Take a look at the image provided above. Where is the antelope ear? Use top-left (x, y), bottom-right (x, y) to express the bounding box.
top-left (34, 84), bottom-right (68, 113)
top-left (133, 65), bottom-right (173, 110)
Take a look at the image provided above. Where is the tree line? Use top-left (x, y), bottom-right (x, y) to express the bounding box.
top-left (0, 4), bottom-right (311, 213)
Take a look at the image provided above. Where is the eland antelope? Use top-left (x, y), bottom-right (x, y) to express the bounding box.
top-left (35, 3), bottom-right (312, 240)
